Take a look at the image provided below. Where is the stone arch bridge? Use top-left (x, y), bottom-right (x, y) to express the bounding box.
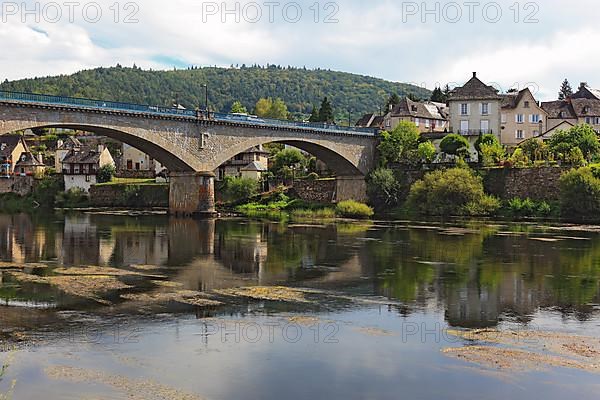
top-left (0, 91), bottom-right (378, 215)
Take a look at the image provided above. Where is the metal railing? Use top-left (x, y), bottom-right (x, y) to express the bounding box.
top-left (0, 90), bottom-right (379, 136)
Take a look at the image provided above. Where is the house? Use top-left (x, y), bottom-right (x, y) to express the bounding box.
top-left (542, 83), bottom-right (600, 132)
top-left (382, 98), bottom-right (448, 133)
top-left (0, 135), bottom-right (44, 177)
top-left (61, 145), bottom-right (116, 192)
top-left (539, 121), bottom-right (575, 141)
top-left (120, 143), bottom-right (163, 175)
top-left (241, 161), bottom-right (268, 181)
top-left (55, 137), bottom-right (83, 171)
top-left (355, 113), bottom-right (385, 129)
top-left (500, 88), bottom-right (547, 146)
top-left (448, 72), bottom-right (503, 138)
top-left (216, 145), bottom-right (269, 181)
top-left (14, 152), bottom-right (45, 176)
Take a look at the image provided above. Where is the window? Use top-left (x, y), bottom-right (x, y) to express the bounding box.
top-left (524, 101), bottom-right (530, 108)
top-left (481, 103), bottom-right (489, 115)
top-left (425, 119), bottom-right (430, 128)
top-left (385, 119), bottom-right (391, 128)
top-left (460, 121), bottom-right (469, 134)
top-left (586, 117), bottom-right (592, 124)
top-left (480, 120), bottom-right (489, 132)
top-left (516, 114), bottom-right (525, 124)
top-left (415, 118), bottom-right (420, 126)
top-left (516, 130), bottom-right (524, 140)
top-left (85, 175), bottom-right (91, 182)
top-left (596, 118), bottom-right (600, 125)
top-left (501, 113), bottom-right (507, 124)
top-left (530, 114), bottom-right (540, 123)
top-left (460, 104), bottom-right (469, 116)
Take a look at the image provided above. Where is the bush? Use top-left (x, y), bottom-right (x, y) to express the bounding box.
top-left (97, 164), bottom-right (116, 183)
top-left (508, 148), bottom-right (530, 168)
top-left (407, 167), bottom-right (500, 216)
top-left (367, 168), bottom-right (402, 206)
top-left (520, 138), bottom-right (549, 161)
top-left (440, 134), bottom-right (470, 158)
top-left (221, 176), bottom-right (260, 203)
top-left (549, 124), bottom-right (600, 161)
top-left (559, 167), bottom-right (600, 218)
top-left (55, 188), bottom-right (89, 208)
top-left (417, 141), bottom-right (437, 163)
top-left (480, 143), bottom-right (505, 167)
top-left (336, 200), bottom-right (374, 219)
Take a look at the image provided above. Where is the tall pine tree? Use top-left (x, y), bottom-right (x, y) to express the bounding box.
top-left (559, 79), bottom-right (573, 100)
top-left (318, 97), bottom-right (334, 123)
top-left (430, 87), bottom-right (446, 103)
top-left (385, 93), bottom-right (401, 111)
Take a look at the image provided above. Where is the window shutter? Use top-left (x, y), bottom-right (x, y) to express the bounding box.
top-left (467, 104), bottom-right (471, 115)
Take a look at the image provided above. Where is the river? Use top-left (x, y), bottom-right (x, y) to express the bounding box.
top-left (0, 212), bottom-right (599, 399)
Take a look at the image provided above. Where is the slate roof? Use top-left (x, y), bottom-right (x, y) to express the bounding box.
top-left (15, 152), bottom-right (44, 167)
top-left (241, 161), bottom-right (267, 172)
top-left (571, 98), bottom-right (600, 117)
top-left (356, 113), bottom-right (376, 127)
top-left (389, 98), bottom-right (447, 120)
top-left (58, 136), bottom-right (83, 150)
top-left (0, 136), bottom-right (25, 158)
top-left (541, 100), bottom-right (577, 119)
top-left (449, 73), bottom-right (501, 101)
top-left (62, 147), bottom-right (102, 164)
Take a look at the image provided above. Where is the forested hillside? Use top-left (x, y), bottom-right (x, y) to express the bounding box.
top-left (0, 65), bottom-right (430, 119)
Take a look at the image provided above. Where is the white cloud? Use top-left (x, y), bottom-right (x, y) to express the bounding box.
top-left (0, 0), bottom-right (599, 101)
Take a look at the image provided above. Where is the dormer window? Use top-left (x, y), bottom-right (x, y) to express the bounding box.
top-left (524, 101), bottom-right (530, 108)
top-left (584, 106), bottom-right (590, 114)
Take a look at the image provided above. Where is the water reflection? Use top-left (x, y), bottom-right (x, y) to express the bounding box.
top-left (1, 214), bottom-right (600, 328)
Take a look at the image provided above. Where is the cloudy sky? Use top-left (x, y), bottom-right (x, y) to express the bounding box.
top-left (0, 0), bottom-right (596, 100)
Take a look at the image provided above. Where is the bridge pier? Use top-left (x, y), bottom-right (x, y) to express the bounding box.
top-left (169, 172), bottom-right (217, 217)
top-left (335, 176), bottom-right (368, 203)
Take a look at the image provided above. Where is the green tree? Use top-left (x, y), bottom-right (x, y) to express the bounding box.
top-left (440, 134), bottom-right (470, 158)
top-left (548, 124), bottom-right (600, 160)
top-left (272, 148), bottom-right (306, 179)
top-left (97, 164), bottom-right (116, 183)
top-left (385, 93), bottom-right (401, 111)
top-left (309, 105), bottom-right (320, 122)
top-left (222, 176), bottom-right (259, 202)
top-left (269, 98), bottom-right (288, 119)
top-left (430, 87), bottom-right (446, 103)
top-left (378, 121), bottom-right (421, 164)
top-left (417, 141), bottom-right (437, 163)
top-left (560, 167), bottom-right (600, 218)
top-left (367, 168), bottom-right (402, 206)
top-left (230, 101), bottom-right (248, 114)
top-left (475, 134), bottom-right (504, 166)
top-left (558, 79), bottom-right (573, 100)
top-left (520, 138), bottom-right (549, 161)
top-left (318, 97), bottom-right (334, 123)
top-left (254, 98), bottom-right (272, 117)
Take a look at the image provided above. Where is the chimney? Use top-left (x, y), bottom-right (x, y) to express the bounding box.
top-left (38, 153), bottom-right (43, 165)
top-left (472, 72), bottom-right (477, 78)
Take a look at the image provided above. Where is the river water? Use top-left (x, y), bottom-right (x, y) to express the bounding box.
top-left (0, 212), bottom-right (599, 399)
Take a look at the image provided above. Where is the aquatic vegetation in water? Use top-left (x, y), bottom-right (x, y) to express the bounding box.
top-left (45, 365), bottom-right (204, 400)
top-left (213, 286), bottom-right (310, 303)
top-left (443, 329), bottom-right (600, 374)
top-left (120, 290), bottom-right (222, 307)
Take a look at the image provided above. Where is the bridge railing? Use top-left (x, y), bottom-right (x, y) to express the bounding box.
top-left (0, 90), bottom-right (379, 136)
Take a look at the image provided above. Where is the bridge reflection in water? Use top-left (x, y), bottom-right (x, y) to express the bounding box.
top-left (1, 214), bottom-right (600, 329)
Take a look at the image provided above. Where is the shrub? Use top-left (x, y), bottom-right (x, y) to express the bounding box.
top-left (559, 167), bottom-right (600, 218)
top-left (475, 134), bottom-right (500, 153)
top-left (549, 124), bottom-right (600, 161)
top-left (417, 141), bottom-right (437, 163)
top-left (440, 134), bottom-right (470, 158)
top-left (520, 138), bottom-right (549, 161)
top-left (222, 176), bottom-right (260, 203)
top-left (97, 164), bottom-right (116, 183)
top-left (508, 148), bottom-right (530, 168)
top-left (336, 200), bottom-right (374, 219)
top-left (55, 188), bottom-right (89, 208)
top-left (479, 143), bottom-right (505, 167)
top-left (407, 167), bottom-right (500, 216)
top-left (367, 168), bottom-right (402, 206)
top-left (567, 147), bottom-right (586, 167)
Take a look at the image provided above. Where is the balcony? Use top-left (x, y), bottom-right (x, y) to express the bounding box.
top-left (452, 129), bottom-right (494, 137)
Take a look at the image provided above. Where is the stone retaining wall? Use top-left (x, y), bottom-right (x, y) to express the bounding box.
top-left (90, 184), bottom-right (169, 207)
top-left (483, 167), bottom-right (568, 202)
top-left (292, 179), bottom-right (336, 203)
top-left (0, 176), bottom-right (35, 196)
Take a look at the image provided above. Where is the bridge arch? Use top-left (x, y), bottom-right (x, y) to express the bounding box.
top-left (0, 122), bottom-right (198, 172)
top-left (210, 137), bottom-right (366, 177)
